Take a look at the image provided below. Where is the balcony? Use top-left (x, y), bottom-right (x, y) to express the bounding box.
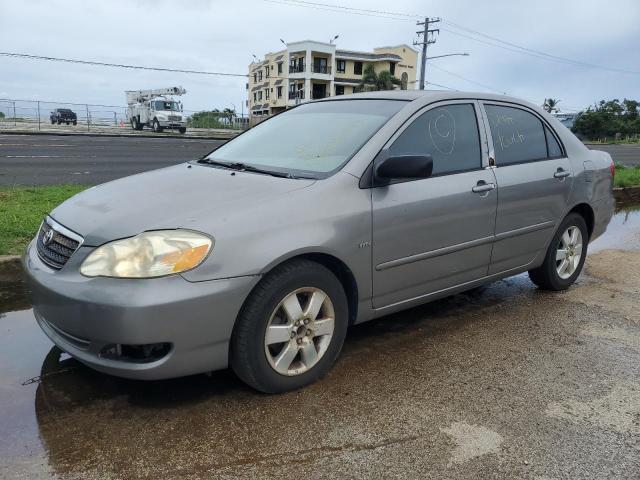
top-left (288, 91), bottom-right (305, 100)
top-left (289, 64), bottom-right (305, 74)
top-left (312, 65), bottom-right (331, 74)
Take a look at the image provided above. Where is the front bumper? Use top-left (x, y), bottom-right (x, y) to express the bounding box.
top-left (23, 241), bottom-right (259, 380)
top-left (158, 120), bottom-right (186, 128)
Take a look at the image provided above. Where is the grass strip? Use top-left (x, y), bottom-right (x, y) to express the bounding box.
top-left (0, 185), bottom-right (86, 255)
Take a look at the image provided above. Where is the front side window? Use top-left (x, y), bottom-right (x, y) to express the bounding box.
top-left (485, 105), bottom-right (548, 165)
top-left (388, 104), bottom-right (482, 176)
top-left (205, 100), bottom-right (406, 177)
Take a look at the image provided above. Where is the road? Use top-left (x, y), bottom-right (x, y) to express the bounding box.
top-left (586, 143), bottom-right (640, 167)
top-left (1, 134), bottom-right (639, 186)
top-left (1, 208), bottom-right (639, 479)
top-left (0, 134), bottom-right (223, 185)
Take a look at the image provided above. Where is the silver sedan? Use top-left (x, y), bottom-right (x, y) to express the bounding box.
top-left (24, 91), bottom-right (615, 392)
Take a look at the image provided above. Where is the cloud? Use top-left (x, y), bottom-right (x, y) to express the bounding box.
top-left (0, 0), bottom-right (638, 112)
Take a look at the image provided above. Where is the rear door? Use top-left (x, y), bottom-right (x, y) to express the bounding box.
top-left (371, 101), bottom-right (498, 308)
top-left (481, 102), bottom-right (572, 274)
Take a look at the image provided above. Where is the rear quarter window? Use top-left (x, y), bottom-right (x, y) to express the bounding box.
top-left (485, 105), bottom-right (548, 165)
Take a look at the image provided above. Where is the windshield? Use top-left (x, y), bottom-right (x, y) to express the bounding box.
top-left (153, 100), bottom-right (180, 111)
top-left (205, 100), bottom-right (406, 177)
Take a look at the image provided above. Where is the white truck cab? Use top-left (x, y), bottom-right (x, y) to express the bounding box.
top-left (126, 87), bottom-right (187, 134)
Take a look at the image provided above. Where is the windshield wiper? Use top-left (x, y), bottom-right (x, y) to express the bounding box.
top-left (197, 158), bottom-right (305, 179)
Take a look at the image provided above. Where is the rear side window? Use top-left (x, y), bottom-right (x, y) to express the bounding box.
top-left (389, 104), bottom-right (481, 176)
top-left (485, 105), bottom-right (547, 165)
top-left (545, 126), bottom-right (563, 157)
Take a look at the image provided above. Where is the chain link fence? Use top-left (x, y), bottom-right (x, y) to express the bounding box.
top-left (0, 98), bottom-right (249, 135)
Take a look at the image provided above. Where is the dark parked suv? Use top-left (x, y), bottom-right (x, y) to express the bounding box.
top-left (50, 108), bottom-right (77, 125)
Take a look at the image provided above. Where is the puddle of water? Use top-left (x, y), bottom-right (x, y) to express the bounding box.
top-left (590, 206), bottom-right (640, 252)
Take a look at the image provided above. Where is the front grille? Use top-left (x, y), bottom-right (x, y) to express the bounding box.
top-left (168, 115), bottom-right (180, 121)
top-left (36, 219), bottom-right (81, 269)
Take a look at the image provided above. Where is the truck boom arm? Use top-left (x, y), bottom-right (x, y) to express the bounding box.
top-left (125, 86), bottom-right (187, 105)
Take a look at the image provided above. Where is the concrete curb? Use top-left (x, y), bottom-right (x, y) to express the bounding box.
top-left (0, 255), bottom-right (23, 283)
top-left (613, 186), bottom-right (640, 205)
top-left (0, 129), bottom-right (238, 141)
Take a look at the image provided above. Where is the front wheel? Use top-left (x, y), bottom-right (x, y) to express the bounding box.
top-left (152, 119), bottom-right (163, 133)
top-left (528, 213), bottom-right (588, 291)
top-left (178, 127), bottom-right (186, 134)
top-left (231, 259), bottom-right (348, 393)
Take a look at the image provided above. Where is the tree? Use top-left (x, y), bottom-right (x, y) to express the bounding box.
top-left (222, 108), bottom-right (236, 125)
top-left (571, 98), bottom-right (640, 140)
top-left (359, 64), bottom-right (401, 91)
top-left (543, 98), bottom-right (560, 113)
top-left (0, 112), bottom-right (4, 120)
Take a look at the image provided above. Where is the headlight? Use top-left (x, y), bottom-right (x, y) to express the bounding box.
top-left (80, 230), bottom-right (213, 278)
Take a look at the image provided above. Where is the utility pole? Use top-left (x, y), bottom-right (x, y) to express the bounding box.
top-left (414, 17), bottom-right (440, 90)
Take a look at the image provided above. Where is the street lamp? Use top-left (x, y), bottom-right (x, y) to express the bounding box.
top-left (280, 38), bottom-right (286, 46)
top-left (426, 52), bottom-right (469, 60)
top-left (329, 34), bottom-right (339, 44)
top-left (421, 53), bottom-right (469, 90)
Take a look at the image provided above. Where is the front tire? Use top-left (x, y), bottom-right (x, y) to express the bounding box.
top-left (179, 127), bottom-right (186, 134)
top-left (231, 259), bottom-right (348, 393)
top-left (152, 119), bottom-right (163, 133)
top-left (528, 213), bottom-right (588, 291)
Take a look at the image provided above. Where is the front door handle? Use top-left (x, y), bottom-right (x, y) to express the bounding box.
top-left (472, 181), bottom-right (496, 193)
top-left (554, 168), bottom-right (571, 179)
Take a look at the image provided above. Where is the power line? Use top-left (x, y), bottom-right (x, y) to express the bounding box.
top-left (263, 0), bottom-right (414, 20)
top-left (265, 0), bottom-right (639, 75)
top-left (427, 62), bottom-right (508, 95)
top-left (441, 20), bottom-right (640, 75)
top-left (263, 0), bottom-right (421, 19)
top-left (0, 52), bottom-right (249, 78)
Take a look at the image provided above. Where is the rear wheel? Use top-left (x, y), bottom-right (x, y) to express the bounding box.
top-left (528, 213), bottom-right (588, 291)
top-left (179, 127), bottom-right (186, 134)
top-left (231, 259), bottom-right (348, 393)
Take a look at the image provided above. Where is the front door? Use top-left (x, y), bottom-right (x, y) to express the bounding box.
top-left (372, 102), bottom-right (497, 309)
top-left (481, 103), bottom-right (573, 274)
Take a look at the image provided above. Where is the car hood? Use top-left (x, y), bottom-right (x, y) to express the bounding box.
top-left (51, 163), bottom-right (315, 246)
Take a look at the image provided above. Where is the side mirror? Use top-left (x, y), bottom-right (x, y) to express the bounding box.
top-left (375, 154), bottom-right (433, 182)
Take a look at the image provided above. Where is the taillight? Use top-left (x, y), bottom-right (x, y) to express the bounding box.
top-left (609, 160), bottom-right (615, 178)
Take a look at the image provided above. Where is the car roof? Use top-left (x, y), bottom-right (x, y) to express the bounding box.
top-left (319, 89), bottom-right (540, 111)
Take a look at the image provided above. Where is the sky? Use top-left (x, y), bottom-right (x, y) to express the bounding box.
top-left (0, 0), bottom-right (638, 116)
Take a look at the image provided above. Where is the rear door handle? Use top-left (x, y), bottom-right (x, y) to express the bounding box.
top-left (554, 169), bottom-right (571, 179)
top-left (472, 182), bottom-right (496, 193)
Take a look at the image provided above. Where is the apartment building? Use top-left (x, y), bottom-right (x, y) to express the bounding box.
top-left (247, 40), bottom-right (417, 117)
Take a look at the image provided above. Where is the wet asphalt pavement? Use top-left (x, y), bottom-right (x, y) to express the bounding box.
top-left (1, 208), bottom-right (640, 479)
top-left (0, 134), bottom-right (638, 186)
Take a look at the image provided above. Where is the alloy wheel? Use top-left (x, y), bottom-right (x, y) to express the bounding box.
top-left (556, 226), bottom-right (583, 279)
top-left (264, 287), bottom-right (335, 376)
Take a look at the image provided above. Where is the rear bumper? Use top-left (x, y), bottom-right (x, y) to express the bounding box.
top-left (23, 241), bottom-right (259, 380)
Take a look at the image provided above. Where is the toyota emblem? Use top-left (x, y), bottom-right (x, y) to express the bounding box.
top-left (43, 229), bottom-right (54, 246)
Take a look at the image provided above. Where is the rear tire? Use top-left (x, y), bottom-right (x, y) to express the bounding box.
top-left (528, 213), bottom-right (588, 291)
top-left (179, 127), bottom-right (186, 134)
top-left (231, 259), bottom-right (348, 393)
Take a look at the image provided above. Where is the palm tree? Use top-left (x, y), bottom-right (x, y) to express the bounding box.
top-left (222, 108), bottom-right (236, 126)
top-left (543, 98), bottom-right (561, 113)
top-left (359, 64), bottom-right (401, 92)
